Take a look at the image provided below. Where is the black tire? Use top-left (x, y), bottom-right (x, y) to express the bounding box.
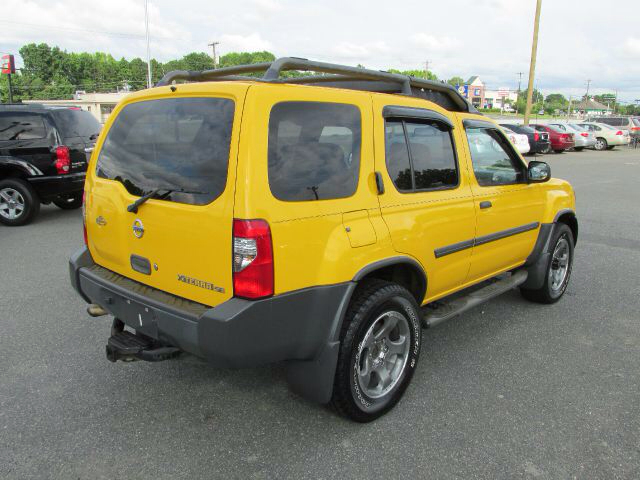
top-left (553, 149), bottom-right (564, 154)
top-left (53, 193), bottom-right (83, 210)
top-left (520, 224), bottom-right (574, 304)
top-left (574, 147), bottom-right (584, 151)
top-left (606, 146), bottom-right (615, 150)
top-left (540, 144), bottom-right (552, 154)
top-left (0, 178), bottom-right (40, 226)
top-left (330, 279), bottom-right (422, 422)
top-left (595, 137), bottom-right (607, 151)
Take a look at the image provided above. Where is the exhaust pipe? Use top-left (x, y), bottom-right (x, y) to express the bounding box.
top-left (87, 304), bottom-right (108, 317)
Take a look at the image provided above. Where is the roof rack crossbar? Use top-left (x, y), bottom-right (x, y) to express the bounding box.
top-left (155, 57), bottom-right (475, 112)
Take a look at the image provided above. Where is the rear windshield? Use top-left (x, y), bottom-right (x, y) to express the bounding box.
top-left (633, 119), bottom-right (640, 127)
top-left (96, 97), bottom-right (234, 205)
top-left (0, 113), bottom-right (46, 140)
top-left (50, 109), bottom-right (101, 139)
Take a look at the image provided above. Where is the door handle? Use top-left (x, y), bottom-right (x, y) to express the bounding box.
top-left (479, 201), bottom-right (492, 209)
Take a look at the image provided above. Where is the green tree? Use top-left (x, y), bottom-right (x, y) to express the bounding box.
top-left (447, 76), bottom-right (464, 87)
top-left (388, 68), bottom-right (438, 81)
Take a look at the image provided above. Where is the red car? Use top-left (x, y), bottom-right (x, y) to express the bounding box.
top-left (530, 124), bottom-right (575, 153)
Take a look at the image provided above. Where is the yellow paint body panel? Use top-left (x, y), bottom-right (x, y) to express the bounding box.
top-left (84, 80), bottom-right (576, 309)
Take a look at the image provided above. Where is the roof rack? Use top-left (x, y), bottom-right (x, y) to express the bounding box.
top-left (156, 57), bottom-right (477, 113)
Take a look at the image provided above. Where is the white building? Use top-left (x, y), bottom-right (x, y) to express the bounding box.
top-left (24, 92), bottom-right (127, 124)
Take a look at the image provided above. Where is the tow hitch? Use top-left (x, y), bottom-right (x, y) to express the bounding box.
top-left (106, 319), bottom-right (181, 363)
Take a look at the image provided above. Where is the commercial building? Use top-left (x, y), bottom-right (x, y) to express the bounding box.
top-left (23, 92), bottom-right (127, 124)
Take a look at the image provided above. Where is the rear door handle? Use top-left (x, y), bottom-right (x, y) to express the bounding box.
top-left (479, 201), bottom-right (492, 209)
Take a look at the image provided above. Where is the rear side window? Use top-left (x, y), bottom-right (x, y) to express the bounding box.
top-left (632, 119), bottom-right (640, 127)
top-left (385, 119), bottom-right (458, 192)
top-left (50, 109), bottom-right (101, 139)
top-left (96, 97), bottom-right (234, 205)
top-left (268, 102), bottom-right (361, 201)
top-left (0, 113), bottom-right (46, 140)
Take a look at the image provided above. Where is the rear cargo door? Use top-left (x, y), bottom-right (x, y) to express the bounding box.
top-left (85, 86), bottom-right (247, 306)
top-left (49, 109), bottom-right (102, 173)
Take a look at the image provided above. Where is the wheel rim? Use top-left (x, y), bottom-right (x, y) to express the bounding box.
top-left (355, 310), bottom-right (411, 399)
top-left (0, 187), bottom-right (26, 220)
top-left (549, 235), bottom-right (570, 292)
top-left (596, 139), bottom-right (605, 150)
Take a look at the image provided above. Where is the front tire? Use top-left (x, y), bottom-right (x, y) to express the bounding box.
top-left (330, 280), bottom-right (422, 422)
top-left (0, 178), bottom-right (40, 226)
top-left (53, 193), bottom-right (83, 210)
top-left (521, 224), bottom-right (574, 304)
top-left (595, 137), bottom-right (607, 151)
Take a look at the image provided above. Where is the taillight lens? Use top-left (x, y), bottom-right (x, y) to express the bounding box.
top-left (615, 130), bottom-right (623, 135)
top-left (534, 132), bottom-right (539, 141)
top-left (82, 191), bottom-right (87, 246)
top-left (581, 132), bottom-right (588, 137)
top-left (232, 219), bottom-right (273, 299)
top-left (55, 146), bottom-right (71, 174)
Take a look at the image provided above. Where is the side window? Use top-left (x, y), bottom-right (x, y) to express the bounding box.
top-left (552, 124), bottom-right (566, 131)
top-left (268, 102), bottom-right (361, 201)
top-left (384, 119), bottom-right (458, 192)
top-left (465, 127), bottom-right (525, 187)
top-left (0, 113), bottom-right (47, 141)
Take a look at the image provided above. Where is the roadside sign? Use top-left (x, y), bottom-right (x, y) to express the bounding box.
top-left (456, 84), bottom-right (469, 98)
top-left (1, 54), bottom-right (15, 74)
top-left (498, 87), bottom-right (509, 97)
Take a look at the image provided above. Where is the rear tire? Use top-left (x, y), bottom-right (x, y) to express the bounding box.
top-left (553, 149), bottom-right (564, 154)
top-left (0, 178), bottom-right (40, 226)
top-left (520, 224), bottom-right (574, 304)
top-left (53, 193), bottom-right (83, 210)
top-left (595, 137), bottom-right (607, 151)
top-left (330, 280), bottom-right (422, 422)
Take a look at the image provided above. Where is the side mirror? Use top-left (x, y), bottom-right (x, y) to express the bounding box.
top-left (528, 160), bottom-right (551, 183)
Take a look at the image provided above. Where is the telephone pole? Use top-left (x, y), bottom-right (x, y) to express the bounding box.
top-left (144, 0), bottom-right (152, 88)
top-left (516, 72), bottom-right (524, 114)
top-left (585, 79), bottom-right (591, 100)
top-left (523, 0), bottom-right (542, 126)
top-left (424, 60), bottom-right (431, 79)
top-left (208, 41), bottom-right (220, 69)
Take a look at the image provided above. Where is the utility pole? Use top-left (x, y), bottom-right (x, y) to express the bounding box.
top-left (567, 95), bottom-right (572, 120)
top-left (585, 79), bottom-right (591, 100)
top-left (144, 0), bottom-right (152, 88)
top-left (424, 60), bottom-right (431, 79)
top-left (209, 42), bottom-right (220, 69)
top-left (523, 0), bottom-right (542, 126)
top-left (516, 71), bottom-right (524, 114)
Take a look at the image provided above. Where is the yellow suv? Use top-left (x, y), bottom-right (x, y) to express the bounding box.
top-left (69, 58), bottom-right (577, 422)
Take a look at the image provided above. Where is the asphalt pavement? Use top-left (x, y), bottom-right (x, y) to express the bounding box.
top-left (1, 147), bottom-right (639, 479)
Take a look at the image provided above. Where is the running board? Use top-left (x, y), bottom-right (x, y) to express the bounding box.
top-left (422, 270), bottom-right (528, 328)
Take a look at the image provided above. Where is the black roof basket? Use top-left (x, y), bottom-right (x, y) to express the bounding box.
top-left (156, 57), bottom-right (477, 113)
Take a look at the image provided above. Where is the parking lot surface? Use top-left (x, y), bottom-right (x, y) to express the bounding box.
top-left (1, 148), bottom-right (639, 479)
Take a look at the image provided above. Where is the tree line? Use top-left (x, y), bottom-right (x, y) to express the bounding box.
top-left (1, 43), bottom-right (638, 115)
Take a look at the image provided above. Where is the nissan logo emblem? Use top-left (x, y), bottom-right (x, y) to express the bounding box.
top-left (132, 219), bottom-right (144, 238)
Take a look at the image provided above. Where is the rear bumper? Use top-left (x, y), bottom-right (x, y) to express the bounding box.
top-left (69, 247), bottom-right (352, 402)
top-left (28, 172), bottom-right (85, 202)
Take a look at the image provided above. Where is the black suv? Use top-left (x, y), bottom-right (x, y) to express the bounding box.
top-left (0, 104), bottom-right (100, 226)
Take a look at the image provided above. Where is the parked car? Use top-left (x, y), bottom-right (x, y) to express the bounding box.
top-left (0, 104), bottom-right (101, 226)
top-left (591, 116), bottom-right (640, 142)
top-left (530, 124), bottom-right (575, 153)
top-left (576, 122), bottom-right (631, 150)
top-left (69, 57), bottom-right (578, 422)
top-left (500, 125), bottom-right (530, 154)
top-left (500, 123), bottom-right (551, 154)
top-left (548, 123), bottom-right (596, 151)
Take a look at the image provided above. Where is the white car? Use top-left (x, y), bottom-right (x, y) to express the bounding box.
top-left (576, 122), bottom-right (631, 150)
top-left (501, 126), bottom-right (530, 154)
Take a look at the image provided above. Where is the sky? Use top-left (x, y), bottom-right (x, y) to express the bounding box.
top-left (3, 0), bottom-right (640, 103)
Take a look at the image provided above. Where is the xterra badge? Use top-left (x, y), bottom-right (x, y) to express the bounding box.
top-left (177, 274), bottom-right (225, 293)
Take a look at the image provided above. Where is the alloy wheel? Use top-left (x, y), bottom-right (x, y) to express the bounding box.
top-left (0, 187), bottom-right (26, 220)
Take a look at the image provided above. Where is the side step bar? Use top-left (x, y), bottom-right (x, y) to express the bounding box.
top-left (106, 330), bottom-right (181, 362)
top-left (422, 270), bottom-right (528, 328)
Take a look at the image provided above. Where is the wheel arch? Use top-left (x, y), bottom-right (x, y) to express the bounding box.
top-left (352, 256), bottom-right (428, 305)
top-left (554, 209), bottom-right (578, 245)
top-left (0, 157), bottom-right (42, 179)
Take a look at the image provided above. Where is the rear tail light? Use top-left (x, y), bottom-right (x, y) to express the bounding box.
top-left (631, 127), bottom-right (640, 131)
top-left (55, 146), bottom-right (71, 174)
top-left (580, 132), bottom-right (588, 137)
top-left (615, 130), bottom-right (623, 135)
top-left (232, 219), bottom-right (273, 299)
top-left (534, 132), bottom-right (539, 141)
top-left (82, 191), bottom-right (87, 246)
